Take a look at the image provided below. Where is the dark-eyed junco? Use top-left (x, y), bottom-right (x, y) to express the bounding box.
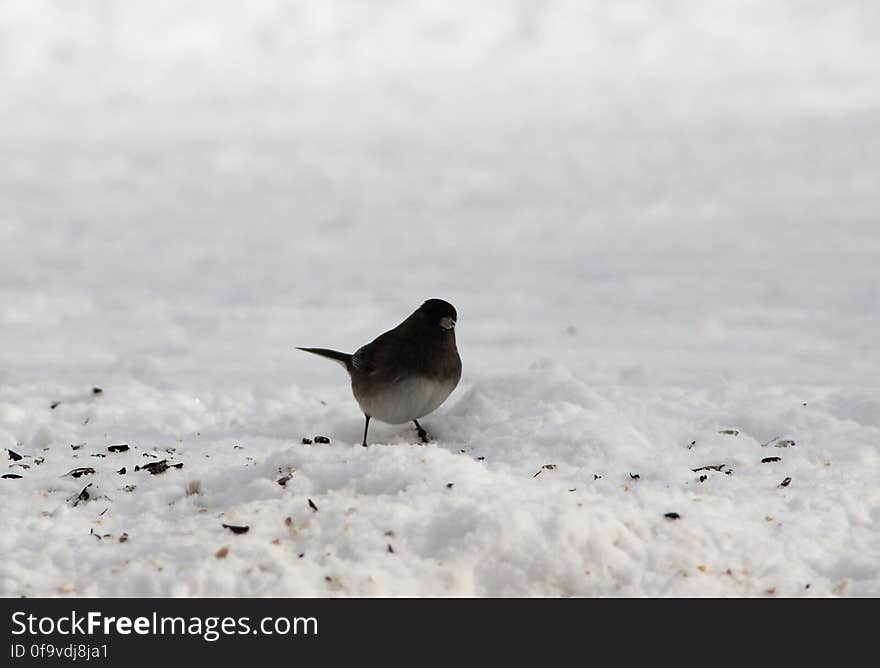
top-left (298, 299), bottom-right (462, 447)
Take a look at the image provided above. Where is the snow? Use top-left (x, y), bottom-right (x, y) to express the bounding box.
top-left (2, 0), bottom-right (880, 597)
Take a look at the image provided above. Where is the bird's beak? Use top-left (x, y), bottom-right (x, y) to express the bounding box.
top-left (439, 316), bottom-right (456, 330)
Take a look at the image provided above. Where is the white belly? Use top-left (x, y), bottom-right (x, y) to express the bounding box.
top-left (354, 376), bottom-right (458, 424)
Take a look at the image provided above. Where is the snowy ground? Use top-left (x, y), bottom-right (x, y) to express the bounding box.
top-left (1, 1), bottom-right (879, 596)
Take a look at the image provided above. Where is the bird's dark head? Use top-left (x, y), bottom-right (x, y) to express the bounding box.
top-left (417, 299), bottom-right (457, 331)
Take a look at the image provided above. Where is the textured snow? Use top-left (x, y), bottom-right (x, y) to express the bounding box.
top-left (1, 0), bottom-right (879, 597)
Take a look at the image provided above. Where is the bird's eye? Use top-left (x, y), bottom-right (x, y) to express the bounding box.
top-left (439, 316), bottom-right (456, 330)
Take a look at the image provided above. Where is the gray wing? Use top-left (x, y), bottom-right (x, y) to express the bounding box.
top-left (351, 329), bottom-right (415, 383)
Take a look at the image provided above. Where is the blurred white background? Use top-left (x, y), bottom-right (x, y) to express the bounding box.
top-left (2, 0), bottom-right (878, 391)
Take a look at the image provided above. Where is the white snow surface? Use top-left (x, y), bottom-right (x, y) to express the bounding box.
top-left (1, 1), bottom-right (879, 597)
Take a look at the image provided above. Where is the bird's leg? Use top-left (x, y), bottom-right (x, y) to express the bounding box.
top-left (361, 415), bottom-right (371, 447)
top-left (413, 419), bottom-right (429, 444)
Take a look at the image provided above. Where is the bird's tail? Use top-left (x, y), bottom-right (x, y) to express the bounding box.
top-left (296, 347), bottom-right (353, 373)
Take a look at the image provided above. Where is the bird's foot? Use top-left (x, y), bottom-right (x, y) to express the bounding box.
top-left (414, 420), bottom-right (430, 444)
top-left (362, 415), bottom-right (371, 448)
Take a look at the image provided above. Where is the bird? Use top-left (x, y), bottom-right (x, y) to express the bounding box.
top-left (297, 299), bottom-right (462, 447)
